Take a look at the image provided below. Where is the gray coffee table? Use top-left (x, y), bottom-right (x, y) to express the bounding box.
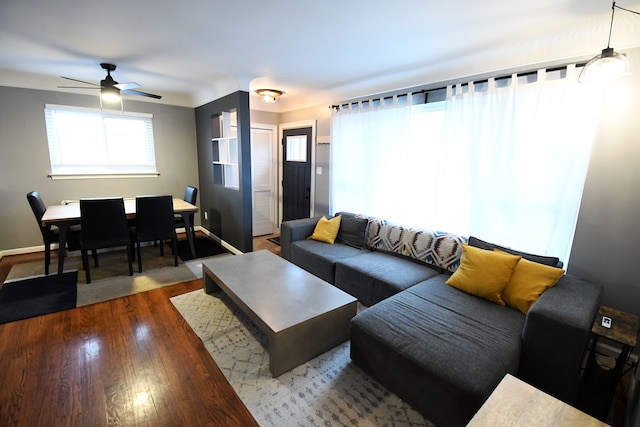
top-left (202, 249), bottom-right (358, 377)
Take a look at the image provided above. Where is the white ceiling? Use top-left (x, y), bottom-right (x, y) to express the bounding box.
top-left (1, 0), bottom-right (639, 112)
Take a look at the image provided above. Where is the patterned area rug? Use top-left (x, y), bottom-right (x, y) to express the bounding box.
top-left (171, 289), bottom-right (434, 427)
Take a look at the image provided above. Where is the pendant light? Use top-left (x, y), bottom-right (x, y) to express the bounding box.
top-left (579, 1), bottom-right (633, 83)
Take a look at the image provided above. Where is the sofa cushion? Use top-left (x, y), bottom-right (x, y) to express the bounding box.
top-left (308, 215), bottom-right (341, 244)
top-left (469, 236), bottom-right (561, 267)
top-left (335, 251), bottom-right (440, 306)
top-left (368, 223), bottom-right (467, 272)
top-left (502, 257), bottom-right (565, 314)
top-left (350, 275), bottom-right (525, 426)
top-left (336, 216), bottom-right (368, 248)
top-left (445, 243), bottom-right (522, 306)
top-left (290, 239), bottom-right (368, 284)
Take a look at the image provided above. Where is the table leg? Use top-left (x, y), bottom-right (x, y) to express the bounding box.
top-left (56, 223), bottom-right (69, 275)
top-left (181, 212), bottom-right (196, 258)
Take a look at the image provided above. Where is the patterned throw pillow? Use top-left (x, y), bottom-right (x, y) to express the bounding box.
top-left (369, 224), bottom-right (467, 272)
top-left (365, 217), bottom-right (387, 248)
top-left (407, 229), bottom-right (467, 273)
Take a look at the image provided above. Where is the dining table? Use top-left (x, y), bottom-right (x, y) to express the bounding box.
top-left (41, 197), bottom-right (199, 275)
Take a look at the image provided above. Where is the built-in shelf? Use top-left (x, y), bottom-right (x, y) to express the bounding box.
top-left (211, 110), bottom-right (239, 190)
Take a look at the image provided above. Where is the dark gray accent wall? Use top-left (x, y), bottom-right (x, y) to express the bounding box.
top-left (568, 47), bottom-right (640, 320)
top-left (195, 91), bottom-right (253, 253)
top-left (0, 86), bottom-right (198, 252)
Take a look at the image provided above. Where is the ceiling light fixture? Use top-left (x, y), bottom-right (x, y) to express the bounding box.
top-left (255, 89), bottom-right (283, 103)
top-left (579, 1), bottom-right (638, 83)
top-left (100, 85), bottom-right (121, 103)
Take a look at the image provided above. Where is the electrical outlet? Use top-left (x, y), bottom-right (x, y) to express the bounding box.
top-left (204, 211), bottom-right (208, 220)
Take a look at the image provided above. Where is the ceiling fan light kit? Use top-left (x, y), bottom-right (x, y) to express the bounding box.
top-left (59, 63), bottom-right (161, 106)
top-left (100, 85), bottom-right (121, 103)
top-left (579, 1), bottom-right (636, 84)
top-left (255, 88), bottom-right (283, 103)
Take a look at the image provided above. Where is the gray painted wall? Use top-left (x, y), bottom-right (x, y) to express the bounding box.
top-left (568, 46), bottom-right (640, 319)
top-left (0, 86), bottom-right (198, 252)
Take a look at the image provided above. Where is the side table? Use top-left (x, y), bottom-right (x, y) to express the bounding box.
top-left (576, 305), bottom-right (639, 422)
top-left (468, 374), bottom-right (608, 426)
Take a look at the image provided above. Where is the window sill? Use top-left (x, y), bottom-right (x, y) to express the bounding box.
top-left (48, 173), bottom-right (160, 180)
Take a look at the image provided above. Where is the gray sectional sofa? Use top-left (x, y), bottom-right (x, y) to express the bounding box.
top-left (281, 212), bottom-right (603, 426)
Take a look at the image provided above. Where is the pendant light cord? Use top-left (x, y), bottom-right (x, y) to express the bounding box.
top-left (614, 4), bottom-right (640, 15)
top-left (607, 2), bottom-right (616, 49)
top-left (607, 1), bottom-right (640, 49)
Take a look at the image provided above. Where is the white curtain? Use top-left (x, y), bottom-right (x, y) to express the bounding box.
top-left (330, 65), bottom-right (601, 263)
top-left (330, 95), bottom-right (414, 221)
top-left (437, 66), bottom-right (601, 262)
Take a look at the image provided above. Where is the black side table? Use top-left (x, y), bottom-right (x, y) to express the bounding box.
top-left (577, 306), bottom-right (639, 421)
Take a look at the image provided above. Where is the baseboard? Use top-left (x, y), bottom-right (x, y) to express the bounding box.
top-left (197, 227), bottom-right (242, 255)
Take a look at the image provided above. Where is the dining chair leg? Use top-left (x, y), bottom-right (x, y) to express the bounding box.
top-left (92, 250), bottom-right (99, 267)
top-left (171, 237), bottom-right (178, 267)
top-left (82, 249), bottom-right (92, 284)
top-left (136, 241), bottom-right (142, 273)
top-left (44, 242), bottom-right (51, 275)
top-left (127, 243), bottom-right (134, 276)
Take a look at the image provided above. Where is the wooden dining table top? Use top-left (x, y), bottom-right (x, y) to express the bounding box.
top-left (41, 197), bottom-right (198, 225)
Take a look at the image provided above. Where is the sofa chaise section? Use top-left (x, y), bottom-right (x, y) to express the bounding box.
top-left (350, 272), bottom-right (603, 426)
top-left (350, 275), bottom-right (525, 426)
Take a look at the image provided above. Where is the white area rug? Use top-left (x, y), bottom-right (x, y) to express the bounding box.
top-left (171, 289), bottom-right (434, 427)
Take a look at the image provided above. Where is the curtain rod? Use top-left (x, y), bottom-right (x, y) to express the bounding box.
top-left (330, 62), bottom-right (586, 110)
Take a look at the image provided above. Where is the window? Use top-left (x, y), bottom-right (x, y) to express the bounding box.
top-left (331, 66), bottom-right (602, 264)
top-left (44, 104), bottom-right (157, 178)
top-left (286, 135), bottom-right (308, 162)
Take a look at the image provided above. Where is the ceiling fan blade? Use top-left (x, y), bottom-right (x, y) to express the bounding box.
top-left (115, 82), bottom-right (140, 91)
top-left (61, 76), bottom-right (99, 86)
top-left (121, 89), bottom-right (162, 99)
top-left (57, 86), bottom-right (100, 89)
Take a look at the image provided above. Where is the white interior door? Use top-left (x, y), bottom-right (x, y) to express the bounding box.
top-left (251, 124), bottom-right (277, 236)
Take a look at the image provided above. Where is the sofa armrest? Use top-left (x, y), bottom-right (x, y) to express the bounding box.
top-left (519, 274), bottom-right (603, 403)
top-left (280, 217), bottom-right (322, 260)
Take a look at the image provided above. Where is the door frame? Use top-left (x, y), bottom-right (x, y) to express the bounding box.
top-left (278, 120), bottom-right (317, 230)
top-left (250, 122), bottom-right (278, 236)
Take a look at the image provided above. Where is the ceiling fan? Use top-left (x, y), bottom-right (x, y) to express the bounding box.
top-left (59, 63), bottom-right (162, 101)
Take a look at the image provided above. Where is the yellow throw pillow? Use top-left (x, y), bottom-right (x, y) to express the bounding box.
top-left (308, 215), bottom-right (341, 244)
top-left (501, 256), bottom-right (565, 314)
top-left (445, 243), bottom-right (522, 305)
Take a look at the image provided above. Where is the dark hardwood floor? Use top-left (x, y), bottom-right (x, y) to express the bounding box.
top-left (0, 233), bottom-right (281, 427)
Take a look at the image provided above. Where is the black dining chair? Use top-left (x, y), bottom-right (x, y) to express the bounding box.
top-left (174, 185), bottom-right (197, 241)
top-left (80, 198), bottom-right (133, 284)
top-left (27, 191), bottom-right (81, 275)
top-left (131, 195), bottom-right (178, 273)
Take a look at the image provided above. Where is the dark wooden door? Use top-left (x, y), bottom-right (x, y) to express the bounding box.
top-left (282, 127), bottom-right (312, 221)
